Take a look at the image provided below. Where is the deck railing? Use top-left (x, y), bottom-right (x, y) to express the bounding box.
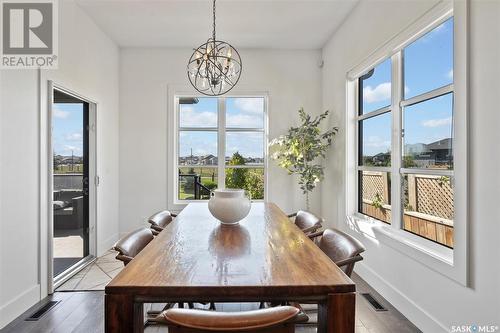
top-left (54, 173), bottom-right (83, 190)
top-left (179, 174), bottom-right (212, 200)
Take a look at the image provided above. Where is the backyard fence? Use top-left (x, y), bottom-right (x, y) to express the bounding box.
top-left (407, 174), bottom-right (453, 220)
top-left (361, 171), bottom-right (454, 248)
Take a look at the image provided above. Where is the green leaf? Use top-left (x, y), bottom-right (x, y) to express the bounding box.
top-left (269, 108), bottom-right (337, 197)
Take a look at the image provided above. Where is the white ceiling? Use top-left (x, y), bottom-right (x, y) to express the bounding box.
top-left (75, 0), bottom-right (359, 49)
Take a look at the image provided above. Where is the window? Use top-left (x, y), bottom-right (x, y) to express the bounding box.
top-left (176, 96), bottom-right (266, 202)
top-left (356, 17), bottom-right (455, 248)
top-left (358, 60), bottom-right (393, 224)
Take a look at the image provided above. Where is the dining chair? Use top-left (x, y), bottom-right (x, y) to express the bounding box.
top-left (288, 210), bottom-right (323, 235)
top-left (113, 227), bottom-right (154, 266)
top-left (151, 306), bottom-right (300, 333)
top-left (148, 210), bottom-right (177, 235)
top-left (144, 209), bottom-right (216, 313)
top-left (113, 227), bottom-right (194, 317)
top-left (258, 211), bottom-right (324, 310)
top-left (290, 228), bottom-right (366, 325)
top-left (308, 227), bottom-right (366, 277)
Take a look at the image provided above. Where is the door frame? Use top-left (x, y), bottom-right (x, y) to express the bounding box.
top-left (47, 81), bottom-right (98, 292)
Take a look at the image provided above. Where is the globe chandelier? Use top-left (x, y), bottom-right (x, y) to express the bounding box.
top-left (187, 0), bottom-right (242, 96)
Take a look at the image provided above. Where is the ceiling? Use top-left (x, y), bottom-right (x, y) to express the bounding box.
top-left (75, 0), bottom-right (359, 49)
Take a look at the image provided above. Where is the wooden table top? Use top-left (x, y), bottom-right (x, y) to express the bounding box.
top-left (106, 203), bottom-right (355, 299)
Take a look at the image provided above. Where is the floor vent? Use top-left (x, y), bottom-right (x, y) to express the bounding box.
top-left (361, 293), bottom-right (387, 311)
top-left (25, 301), bottom-right (60, 321)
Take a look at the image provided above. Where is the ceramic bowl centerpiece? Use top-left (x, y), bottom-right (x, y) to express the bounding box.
top-left (208, 189), bottom-right (251, 225)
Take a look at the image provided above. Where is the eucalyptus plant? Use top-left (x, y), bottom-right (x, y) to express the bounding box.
top-left (269, 108), bottom-right (338, 210)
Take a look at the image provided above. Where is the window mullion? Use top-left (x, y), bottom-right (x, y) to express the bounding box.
top-left (391, 51), bottom-right (403, 229)
top-left (217, 97), bottom-right (226, 189)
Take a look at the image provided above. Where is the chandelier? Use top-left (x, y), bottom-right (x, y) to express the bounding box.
top-left (187, 0), bottom-right (242, 96)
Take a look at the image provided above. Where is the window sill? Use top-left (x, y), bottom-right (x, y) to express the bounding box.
top-left (347, 214), bottom-right (460, 280)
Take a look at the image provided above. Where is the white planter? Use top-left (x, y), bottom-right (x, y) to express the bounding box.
top-left (208, 189), bottom-right (251, 225)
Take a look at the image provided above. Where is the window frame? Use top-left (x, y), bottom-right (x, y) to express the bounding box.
top-left (169, 90), bottom-right (269, 209)
top-left (346, 1), bottom-right (468, 285)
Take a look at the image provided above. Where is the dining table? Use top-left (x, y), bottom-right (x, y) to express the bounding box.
top-left (105, 202), bottom-right (356, 332)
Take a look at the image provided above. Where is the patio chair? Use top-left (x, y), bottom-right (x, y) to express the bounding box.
top-left (151, 306), bottom-right (299, 332)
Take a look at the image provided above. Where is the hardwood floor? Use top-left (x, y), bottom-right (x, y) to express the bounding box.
top-left (0, 274), bottom-right (420, 333)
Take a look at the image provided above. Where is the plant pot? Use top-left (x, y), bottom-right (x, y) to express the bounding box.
top-left (208, 189), bottom-right (251, 225)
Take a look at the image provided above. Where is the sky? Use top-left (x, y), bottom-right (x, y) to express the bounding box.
top-left (361, 17), bottom-right (454, 160)
top-left (179, 97), bottom-right (265, 160)
top-left (52, 103), bottom-right (84, 157)
top-left (52, 18), bottom-right (453, 165)
top-left (53, 96), bottom-right (266, 161)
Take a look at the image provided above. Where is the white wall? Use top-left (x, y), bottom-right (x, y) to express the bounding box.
top-left (0, 0), bottom-right (119, 328)
top-left (42, 0), bottom-right (120, 257)
top-left (119, 48), bottom-right (323, 234)
top-left (321, 0), bottom-right (500, 331)
top-left (0, 69), bottom-right (40, 329)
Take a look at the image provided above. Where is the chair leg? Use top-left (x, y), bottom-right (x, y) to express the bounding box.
top-left (145, 312), bottom-right (165, 326)
top-left (290, 302), bottom-right (310, 324)
top-left (146, 302), bottom-right (175, 316)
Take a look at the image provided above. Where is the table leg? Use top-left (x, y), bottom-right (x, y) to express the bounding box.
top-left (317, 292), bottom-right (356, 333)
top-left (105, 294), bottom-right (144, 333)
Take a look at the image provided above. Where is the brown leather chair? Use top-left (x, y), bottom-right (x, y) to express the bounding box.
top-left (113, 227), bottom-right (154, 266)
top-left (288, 211), bottom-right (323, 235)
top-left (152, 306), bottom-right (299, 333)
top-left (258, 211), bottom-right (324, 310)
top-left (148, 210), bottom-right (177, 235)
top-left (289, 228), bottom-right (366, 325)
top-left (114, 227), bottom-right (191, 317)
top-left (309, 228), bottom-right (366, 277)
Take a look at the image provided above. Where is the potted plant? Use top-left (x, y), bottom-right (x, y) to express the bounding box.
top-left (269, 108), bottom-right (338, 210)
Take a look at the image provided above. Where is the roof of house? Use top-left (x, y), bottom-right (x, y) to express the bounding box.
top-left (426, 138), bottom-right (452, 151)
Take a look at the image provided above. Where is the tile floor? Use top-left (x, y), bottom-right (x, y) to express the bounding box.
top-left (56, 250), bottom-right (123, 291)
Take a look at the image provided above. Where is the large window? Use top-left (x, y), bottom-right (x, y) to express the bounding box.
top-left (176, 96), bottom-right (266, 201)
top-left (357, 17), bottom-right (455, 248)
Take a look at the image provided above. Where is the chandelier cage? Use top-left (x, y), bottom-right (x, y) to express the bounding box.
top-left (187, 0), bottom-right (242, 96)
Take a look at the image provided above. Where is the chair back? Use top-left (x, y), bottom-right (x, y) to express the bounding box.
top-left (294, 210), bottom-right (323, 234)
top-left (148, 210), bottom-right (174, 230)
top-left (159, 306), bottom-right (299, 333)
top-left (318, 228), bottom-right (366, 277)
top-left (113, 227), bottom-right (154, 266)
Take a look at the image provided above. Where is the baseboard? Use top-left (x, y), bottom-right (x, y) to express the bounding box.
top-left (98, 232), bottom-right (118, 256)
top-left (355, 263), bottom-right (449, 333)
top-left (0, 284), bottom-right (40, 329)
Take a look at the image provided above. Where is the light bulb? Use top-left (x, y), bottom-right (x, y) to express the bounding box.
top-left (227, 48), bottom-right (232, 59)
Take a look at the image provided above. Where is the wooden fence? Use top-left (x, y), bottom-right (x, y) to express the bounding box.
top-left (360, 171), bottom-right (454, 248)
